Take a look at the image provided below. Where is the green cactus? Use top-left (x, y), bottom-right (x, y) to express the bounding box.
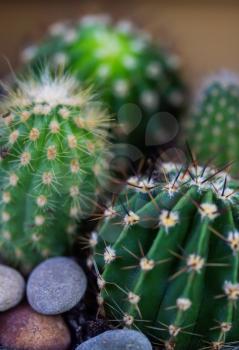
top-left (21, 15), bottom-right (185, 151)
top-left (187, 70), bottom-right (239, 175)
top-left (0, 71), bottom-right (110, 272)
top-left (92, 160), bottom-right (239, 350)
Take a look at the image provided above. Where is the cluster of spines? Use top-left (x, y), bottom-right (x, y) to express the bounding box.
top-left (0, 73), bottom-right (110, 271)
top-left (87, 161), bottom-right (239, 349)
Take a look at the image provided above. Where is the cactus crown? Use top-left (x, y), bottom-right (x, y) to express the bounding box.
top-left (187, 70), bottom-right (239, 175)
top-left (93, 160), bottom-right (239, 350)
top-left (21, 15), bottom-right (185, 148)
top-left (0, 70), bottom-right (110, 272)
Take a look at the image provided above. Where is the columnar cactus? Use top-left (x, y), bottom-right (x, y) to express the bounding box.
top-left (92, 161), bottom-right (239, 349)
top-left (21, 15), bottom-right (185, 150)
top-left (187, 70), bottom-right (239, 175)
top-left (0, 71), bottom-right (110, 272)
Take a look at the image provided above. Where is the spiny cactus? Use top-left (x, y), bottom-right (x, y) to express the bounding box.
top-left (0, 71), bottom-right (110, 272)
top-left (21, 15), bottom-right (185, 151)
top-left (91, 160), bottom-right (239, 350)
top-left (187, 70), bottom-right (239, 175)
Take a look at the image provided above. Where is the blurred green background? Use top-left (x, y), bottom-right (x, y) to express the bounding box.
top-left (0, 0), bottom-right (239, 87)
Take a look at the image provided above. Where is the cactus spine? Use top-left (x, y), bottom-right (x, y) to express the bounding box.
top-left (21, 15), bottom-right (185, 150)
top-left (0, 71), bottom-right (110, 272)
top-left (92, 161), bottom-right (239, 350)
top-left (187, 70), bottom-right (239, 175)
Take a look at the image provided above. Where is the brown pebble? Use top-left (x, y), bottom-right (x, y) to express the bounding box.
top-left (0, 303), bottom-right (71, 350)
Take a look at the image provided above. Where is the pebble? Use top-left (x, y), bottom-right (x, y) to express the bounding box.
top-left (0, 303), bottom-right (71, 350)
top-left (27, 256), bottom-right (87, 315)
top-left (0, 264), bottom-right (25, 311)
top-left (75, 329), bottom-right (152, 350)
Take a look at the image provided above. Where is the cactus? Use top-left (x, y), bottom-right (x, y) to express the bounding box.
top-left (21, 15), bottom-right (185, 151)
top-left (92, 160), bottom-right (239, 350)
top-left (187, 70), bottom-right (239, 175)
top-left (0, 71), bottom-right (110, 272)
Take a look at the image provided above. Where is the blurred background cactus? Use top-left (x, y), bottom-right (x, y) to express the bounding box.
top-left (186, 71), bottom-right (239, 176)
top-left (0, 70), bottom-right (110, 272)
top-left (93, 160), bottom-right (239, 349)
top-left (20, 15), bottom-right (186, 153)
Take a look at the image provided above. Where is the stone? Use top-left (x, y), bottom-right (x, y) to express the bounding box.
top-left (27, 256), bottom-right (87, 315)
top-left (0, 264), bottom-right (25, 311)
top-left (75, 329), bottom-right (152, 350)
top-left (0, 303), bottom-right (71, 350)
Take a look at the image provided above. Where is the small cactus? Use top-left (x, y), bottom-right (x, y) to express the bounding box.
top-left (0, 71), bottom-right (110, 272)
top-left (21, 15), bottom-right (185, 151)
top-left (187, 70), bottom-right (239, 175)
top-left (92, 160), bottom-right (239, 350)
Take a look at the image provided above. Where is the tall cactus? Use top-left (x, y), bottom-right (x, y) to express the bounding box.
top-left (187, 70), bottom-right (239, 175)
top-left (0, 71), bottom-right (110, 272)
top-left (21, 15), bottom-right (185, 151)
top-left (92, 160), bottom-right (239, 350)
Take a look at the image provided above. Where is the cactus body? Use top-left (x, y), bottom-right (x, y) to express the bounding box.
top-left (21, 15), bottom-right (185, 151)
top-left (93, 161), bottom-right (239, 350)
top-left (0, 72), bottom-right (109, 271)
top-left (187, 71), bottom-right (239, 175)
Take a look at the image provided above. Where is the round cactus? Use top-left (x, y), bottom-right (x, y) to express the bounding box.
top-left (0, 71), bottom-right (110, 272)
top-left (92, 160), bottom-right (239, 350)
top-left (21, 15), bottom-right (186, 151)
top-left (187, 70), bottom-right (239, 175)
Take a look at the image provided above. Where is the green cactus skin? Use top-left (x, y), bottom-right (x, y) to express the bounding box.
top-left (0, 71), bottom-right (110, 272)
top-left (92, 161), bottom-right (239, 350)
top-left (187, 71), bottom-right (239, 175)
top-left (21, 15), bottom-right (185, 151)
